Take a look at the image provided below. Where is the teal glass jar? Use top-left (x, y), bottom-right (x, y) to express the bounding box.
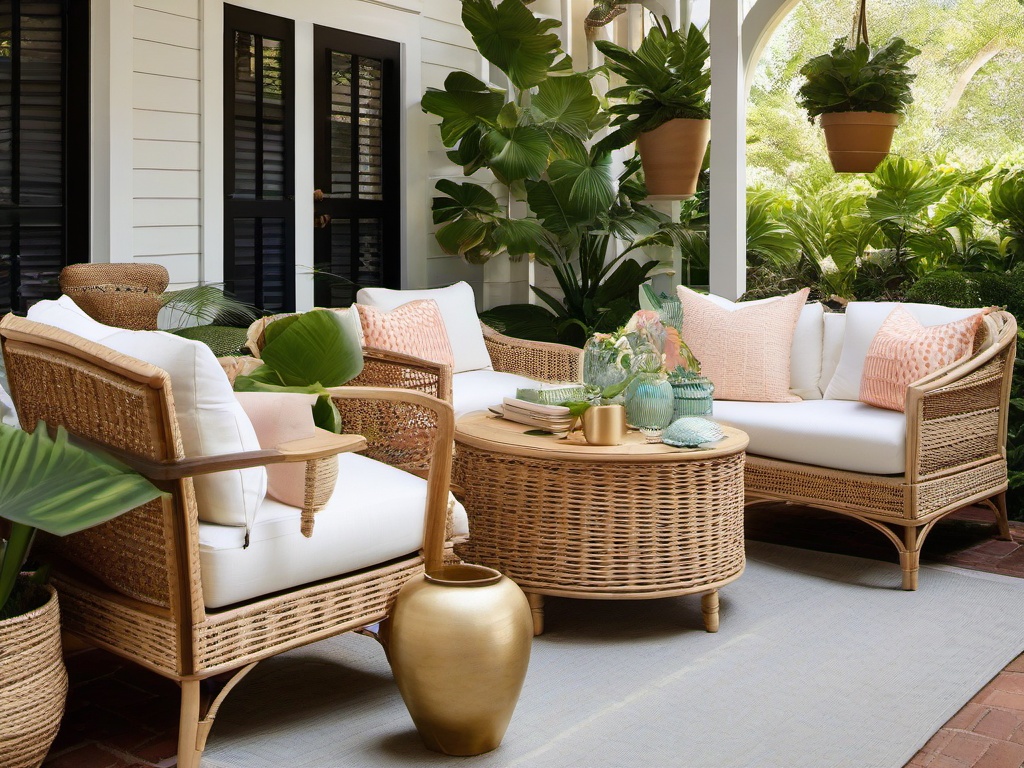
top-left (624, 376), bottom-right (675, 430)
top-left (583, 337), bottom-right (628, 390)
top-left (671, 377), bottom-right (714, 420)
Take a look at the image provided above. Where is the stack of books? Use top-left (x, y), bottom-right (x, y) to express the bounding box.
top-left (490, 397), bottom-right (575, 432)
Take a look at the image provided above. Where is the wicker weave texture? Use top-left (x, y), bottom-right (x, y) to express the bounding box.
top-left (59, 263), bottom-right (169, 330)
top-left (482, 323), bottom-right (583, 383)
top-left (0, 585), bottom-right (68, 768)
top-left (300, 456), bottom-right (338, 537)
top-left (454, 446), bottom-right (746, 597)
top-left (333, 394), bottom-right (439, 476)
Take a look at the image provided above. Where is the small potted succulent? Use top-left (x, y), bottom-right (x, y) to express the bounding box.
top-left (796, 36), bottom-right (920, 173)
top-left (594, 18), bottom-right (711, 198)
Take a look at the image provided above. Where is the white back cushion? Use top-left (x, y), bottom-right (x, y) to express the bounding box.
top-left (356, 282), bottom-right (492, 373)
top-left (819, 312), bottom-right (846, 395)
top-left (696, 294), bottom-right (824, 400)
top-left (823, 302), bottom-right (982, 401)
top-left (28, 297), bottom-right (266, 529)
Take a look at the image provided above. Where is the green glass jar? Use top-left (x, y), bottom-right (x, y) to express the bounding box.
top-left (671, 376), bottom-right (714, 420)
top-left (624, 375), bottom-right (675, 430)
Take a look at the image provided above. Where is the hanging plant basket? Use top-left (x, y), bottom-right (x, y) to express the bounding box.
top-left (636, 118), bottom-right (710, 199)
top-left (820, 112), bottom-right (901, 173)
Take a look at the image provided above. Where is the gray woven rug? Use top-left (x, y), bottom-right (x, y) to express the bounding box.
top-left (202, 541), bottom-right (1024, 768)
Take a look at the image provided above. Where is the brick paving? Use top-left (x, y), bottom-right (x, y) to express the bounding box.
top-left (43, 505), bottom-right (1024, 768)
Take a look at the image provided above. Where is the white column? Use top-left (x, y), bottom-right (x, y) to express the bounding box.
top-left (708, 0), bottom-right (746, 300)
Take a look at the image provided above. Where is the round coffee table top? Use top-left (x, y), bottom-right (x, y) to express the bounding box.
top-left (455, 411), bottom-right (748, 463)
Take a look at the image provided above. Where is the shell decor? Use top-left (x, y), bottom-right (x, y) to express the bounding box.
top-left (662, 417), bottom-right (725, 448)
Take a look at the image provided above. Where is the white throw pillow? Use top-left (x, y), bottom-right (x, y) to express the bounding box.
top-left (356, 282), bottom-right (492, 373)
top-left (27, 295), bottom-right (121, 343)
top-left (693, 293), bottom-right (824, 400)
top-left (823, 302), bottom-right (983, 401)
top-left (26, 297), bottom-right (267, 530)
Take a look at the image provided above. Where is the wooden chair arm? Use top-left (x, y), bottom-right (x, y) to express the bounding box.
top-left (481, 322), bottom-right (583, 382)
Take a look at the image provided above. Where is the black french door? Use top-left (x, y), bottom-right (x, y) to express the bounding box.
top-left (223, 5), bottom-right (295, 313)
top-left (0, 0), bottom-right (89, 314)
top-left (312, 26), bottom-right (400, 307)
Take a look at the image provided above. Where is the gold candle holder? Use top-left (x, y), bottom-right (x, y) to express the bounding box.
top-left (582, 404), bottom-right (626, 446)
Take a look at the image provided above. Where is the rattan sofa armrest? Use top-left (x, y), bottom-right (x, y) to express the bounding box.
top-left (350, 346), bottom-right (453, 402)
top-left (481, 322), bottom-right (583, 383)
top-left (72, 430), bottom-right (367, 482)
top-left (327, 385), bottom-right (454, 572)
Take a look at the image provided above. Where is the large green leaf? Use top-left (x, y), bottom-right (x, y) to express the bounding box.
top-left (525, 179), bottom-right (575, 236)
top-left (257, 309), bottom-right (364, 388)
top-left (547, 151), bottom-right (616, 222)
top-left (461, 0), bottom-right (564, 90)
top-left (478, 303), bottom-right (560, 343)
top-left (432, 179), bottom-right (501, 225)
top-left (532, 74), bottom-right (600, 140)
top-left (436, 218), bottom-right (495, 259)
top-left (421, 71), bottom-right (505, 147)
top-left (482, 124), bottom-right (551, 184)
top-left (492, 217), bottom-right (549, 259)
top-left (0, 423), bottom-right (164, 539)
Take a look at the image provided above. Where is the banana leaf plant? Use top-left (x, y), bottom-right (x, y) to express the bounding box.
top-left (0, 422), bottom-right (165, 619)
top-left (232, 309), bottom-right (364, 432)
top-left (423, 0), bottom-right (679, 345)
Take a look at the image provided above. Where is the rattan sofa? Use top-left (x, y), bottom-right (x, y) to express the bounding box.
top-left (0, 314), bottom-right (460, 768)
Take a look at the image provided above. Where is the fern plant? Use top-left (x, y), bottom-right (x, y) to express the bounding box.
top-left (797, 37), bottom-right (920, 122)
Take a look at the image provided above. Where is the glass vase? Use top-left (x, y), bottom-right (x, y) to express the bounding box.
top-left (583, 338), bottom-right (628, 391)
top-left (624, 376), bottom-right (675, 430)
top-left (671, 376), bottom-right (715, 420)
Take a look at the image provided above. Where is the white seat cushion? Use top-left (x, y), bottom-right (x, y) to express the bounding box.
top-left (28, 296), bottom-right (267, 530)
top-left (452, 369), bottom-right (541, 419)
top-left (199, 452), bottom-right (470, 608)
top-left (823, 302), bottom-right (982, 401)
top-left (356, 282), bottom-right (492, 373)
top-left (713, 399), bottom-right (907, 475)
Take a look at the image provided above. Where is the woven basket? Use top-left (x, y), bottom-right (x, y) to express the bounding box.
top-left (0, 582), bottom-right (68, 768)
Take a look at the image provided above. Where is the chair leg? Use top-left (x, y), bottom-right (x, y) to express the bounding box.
top-left (900, 526), bottom-right (922, 591)
top-left (177, 680), bottom-right (203, 768)
top-left (991, 492), bottom-right (1012, 541)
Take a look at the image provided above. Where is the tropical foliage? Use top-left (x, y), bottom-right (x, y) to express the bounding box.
top-left (0, 423), bottom-right (164, 618)
top-left (797, 37), bottom-right (920, 121)
top-left (593, 18), bottom-right (711, 151)
top-left (423, 0), bottom-right (685, 345)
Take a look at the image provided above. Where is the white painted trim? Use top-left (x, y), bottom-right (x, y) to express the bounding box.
top-left (200, 0), bottom-right (224, 284)
top-left (742, 0), bottom-right (799, 95)
top-left (91, 0), bottom-right (136, 264)
top-left (293, 23), bottom-right (315, 310)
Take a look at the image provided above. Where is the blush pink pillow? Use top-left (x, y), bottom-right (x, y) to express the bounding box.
top-left (356, 299), bottom-right (455, 368)
top-left (234, 392), bottom-right (320, 507)
top-left (677, 286), bottom-right (810, 402)
top-left (859, 307), bottom-right (987, 412)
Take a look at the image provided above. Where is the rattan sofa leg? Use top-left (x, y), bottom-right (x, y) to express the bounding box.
top-left (900, 526), bottom-right (922, 592)
top-left (701, 590), bottom-right (720, 633)
top-left (177, 680), bottom-right (203, 768)
top-left (526, 592), bottom-right (544, 636)
top-left (985, 492), bottom-right (1013, 541)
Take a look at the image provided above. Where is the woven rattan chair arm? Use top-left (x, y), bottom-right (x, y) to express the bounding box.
top-left (351, 347), bottom-right (453, 402)
top-left (327, 386), bottom-right (454, 572)
top-left (481, 322), bottom-right (583, 382)
top-left (70, 430), bottom-right (366, 482)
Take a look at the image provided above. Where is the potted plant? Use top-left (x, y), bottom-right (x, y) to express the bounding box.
top-left (796, 36), bottom-right (920, 173)
top-left (0, 422), bottom-right (164, 768)
top-left (594, 18), bottom-right (711, 198)
top-left (422, 0), bottom-right (689, 346)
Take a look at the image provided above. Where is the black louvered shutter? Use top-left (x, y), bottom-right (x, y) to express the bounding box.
top-left (223, 6), bottom-right (294, 313)
top-left (313, 27), bottom-right (399, 307)
top-left (0, 0), bottom-right (88, 314)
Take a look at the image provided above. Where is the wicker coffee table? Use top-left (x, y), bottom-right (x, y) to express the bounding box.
top-left (452, 412), bottom-right (748, 635)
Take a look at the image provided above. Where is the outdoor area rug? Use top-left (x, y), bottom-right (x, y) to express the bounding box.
top-left (201, 541), bottom-right (1024, 768)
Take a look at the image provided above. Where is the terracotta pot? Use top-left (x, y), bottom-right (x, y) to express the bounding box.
top-left (819, 112), bottom-right (901, 173)
top-left (388, 564), bottom-right (532, 756)
top-left (636, 117), bottom-right (710, 199)
top-left (582, 404), bottom-right (627, 446)
top-left (0, 582), bottom-right (68, 768)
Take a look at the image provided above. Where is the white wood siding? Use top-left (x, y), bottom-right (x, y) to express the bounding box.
top-left (132, 1), bottom-right (203, 287)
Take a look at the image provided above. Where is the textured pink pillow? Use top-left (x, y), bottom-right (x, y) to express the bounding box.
top-left (356, 299), bottom-right (454, 368)
top-left (859, 307), bottom-right (987, 412)
top-left (677, 286), bottom-right (809, 402)
top-left (235, 392), bottom-right (320, 507)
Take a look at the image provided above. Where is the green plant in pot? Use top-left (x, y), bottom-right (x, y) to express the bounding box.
top-left (594, 18), bottom-right (711, 198)
top-left (0, 422), bottom-right (165, 767)
top-left (422, 0), bottom-right (682, 346)
top-left (796, 34), bottom-right (920, 174)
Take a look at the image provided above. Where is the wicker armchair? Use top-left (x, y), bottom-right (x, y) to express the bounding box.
top-left (744, 310), bottom-right (1017, 590)
top-left (0, 314), bottom-right (456, 768)
top-left (59, 263), bottom-right (169, 330)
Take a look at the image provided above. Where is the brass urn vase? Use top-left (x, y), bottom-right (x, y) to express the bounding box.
top-left (388, 564), bottom-right (533, 756)
top-left (582, 404), bottom-right (627, 446)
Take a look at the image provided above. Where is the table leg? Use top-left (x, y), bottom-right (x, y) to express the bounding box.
top-left (526, 592), bottom-right (544, 636)
top-left (701, 590), bottom-right (719, 633)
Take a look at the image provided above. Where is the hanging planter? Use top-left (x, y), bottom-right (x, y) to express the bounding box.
top-left (796, 0), bottom-right (919, 174)
top-left (594, 19), bottom-right (711, 199)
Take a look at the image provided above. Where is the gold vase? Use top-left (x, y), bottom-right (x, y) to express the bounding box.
top-left (388, 564), bottom-right (533, 756)
top-left (582, 404), bottom-right (626, 446)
